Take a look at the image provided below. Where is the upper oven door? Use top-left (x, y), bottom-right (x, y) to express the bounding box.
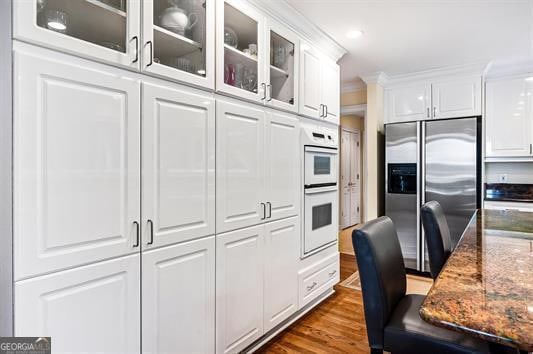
top-left (304, 146), bottom-right (338, 187)
top-left (304, 185), bottom-right (338, 254)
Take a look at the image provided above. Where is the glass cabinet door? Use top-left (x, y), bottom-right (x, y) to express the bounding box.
top-left (142, 0), bottom-right (215, 89)
top-left (14, 0), bottom-right (140, 69)
top-left (216, 0), bottom-right (265, 102)
top-left (266, 22), bottom-right (299, 113)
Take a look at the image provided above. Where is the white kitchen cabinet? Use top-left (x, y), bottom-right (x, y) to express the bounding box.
top-left (142, 236), bottom-right (215, 354)
top-left (13, 44), bottom-right (141, 280)
top-left (321, 59), bottom-right (340, 124)
top-left (216, 98), bottom-right (266, 233)
top-left (216, 0), bottom-right (266, 103)
top-left (386, 83), bottom-right (432, 123)
top-left (299, 43), bottom-right (322, 119)
top-left (141, 0), bottom-right (215, 89)
top-left (432, 76), bottom-right (481, 119)
top-left (486, 76), bottom-right (533, 157)
top-left (264, 217), bottom-right (299, 332)
top-left (142, 82), bottom-right (215, 249)
top-left (216, 225), bottom-right (264, 354)
top-left (15, 254), bottom-right (140, 354)
top-left (14, 0), bottom-right (141, 70)
top-left (265, 111), bottom-right (300, 221)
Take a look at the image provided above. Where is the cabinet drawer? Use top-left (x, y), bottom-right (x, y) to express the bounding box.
top-left (298, 253), bottom-right (339, 308)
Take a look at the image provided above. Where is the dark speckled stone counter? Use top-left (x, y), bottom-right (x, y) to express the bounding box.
top-left (420, 209), bottom-right (533, 352)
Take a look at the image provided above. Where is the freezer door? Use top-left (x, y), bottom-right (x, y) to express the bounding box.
top-left (385, 123), bottom-right (418, 270)
top-left (424, 118), bottom-right (477, 254)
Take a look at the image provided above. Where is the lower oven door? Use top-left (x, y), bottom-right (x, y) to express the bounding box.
top-left (304, 185), bottom-right (339, 255)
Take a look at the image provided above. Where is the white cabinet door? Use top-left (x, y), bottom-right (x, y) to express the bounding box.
top-left (14, 0), bottom-right (141, 70)
top-left (216, 0), bottom-right (266, 103)
top-left (386, 84), bottom-right (431, 123)
top-left (264, 217), bottom-right (299, 332)
top-left (265, 111), bottom-right (300, 221)
top-left (432, 76), bottom-right (481, 119)
top-left (15, 254), bottom-right (140, 354)
top-left (216, 225), bottom-right (264, 354)
top-left (13, 45), bottom-right (141, 280)
top-left (216, 98), bottom-right (266, 233)
top-left (143, 82), bottom-right (215, 249)
top-left (321, 60), bottom-right (340, 125)
top-left (142, 237), bottom-right (215, 354)
top-left (299, 42), bottom-right (322, 119)
top-left (141, 0), bottom-right (215, 89)
top-left (486, 77), bottom-right (532, 157)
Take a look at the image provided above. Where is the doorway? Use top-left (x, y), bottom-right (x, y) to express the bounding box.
top-left (340, 128), bottom-right (361, 229)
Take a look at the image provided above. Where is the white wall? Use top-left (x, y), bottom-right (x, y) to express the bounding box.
top-left (485, 162), bottom-right (533, 184)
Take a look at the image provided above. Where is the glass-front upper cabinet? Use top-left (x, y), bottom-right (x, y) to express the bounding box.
top-left (14, 0), bottom-right (141, 69)
top-left (265, 21), bottom-right (299, 113)
top-left (216, 0), bottom-right (265, 103)
top-left (142, 0), bottom-right (215, 89)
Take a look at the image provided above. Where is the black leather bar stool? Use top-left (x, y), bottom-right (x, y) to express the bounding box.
top-left (421, 200), bottom-right (452, 279)
top-left (352, 216), bottom-right (492, 354)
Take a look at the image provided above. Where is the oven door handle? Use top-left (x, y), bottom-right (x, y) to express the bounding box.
top-left (304, 185), bottom-right (338, 194)
top-left (304, 146), bottom-right (338, 154)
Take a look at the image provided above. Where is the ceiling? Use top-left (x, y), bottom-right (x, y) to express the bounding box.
top-left (286, 0), bottom-right (533, 85)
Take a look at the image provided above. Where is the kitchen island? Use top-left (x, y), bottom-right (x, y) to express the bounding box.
top-left (420, 209), bottom-right (533, 352)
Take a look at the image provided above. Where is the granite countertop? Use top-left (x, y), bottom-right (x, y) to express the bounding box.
top-left (419, 209), bottom-right (533, 352)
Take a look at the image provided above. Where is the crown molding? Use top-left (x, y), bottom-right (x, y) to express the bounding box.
top-left (341, 80), bottom-right (366, 93)
top-left (361, 72), bottom-right (389, 86)
top-left (247, 0), bottom-right (347, 62)
top-left (484, 57), bottom-right (533, 80)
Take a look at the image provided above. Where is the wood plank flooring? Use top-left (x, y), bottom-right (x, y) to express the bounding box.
top-left (256, 254), bottom-right (371, 354)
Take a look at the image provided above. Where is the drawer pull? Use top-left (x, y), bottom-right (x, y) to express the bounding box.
top-left (306, 282), bottom-right (318, 291)
top-left (328, 270), bottom-right (337, 277)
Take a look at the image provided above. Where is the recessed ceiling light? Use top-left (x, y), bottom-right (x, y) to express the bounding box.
top-left (346, 30), bottom-right (364, 39)
top-left (526, 76), bottom-right (533, 81)
top-left (48, 21), bottom-right (66, 30)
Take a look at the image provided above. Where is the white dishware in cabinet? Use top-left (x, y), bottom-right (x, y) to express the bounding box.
top-left (15, 254), bottom-right (140, 353)
top-left (216, 225), bottom-right (264, 354)
top-left (385, 83), bottom-right (432, 123)
top-left (299, 42), bottom-right (322, 119)
top-left (216, 0), bottom-right (266, 103)
top-left (264, 19), bottom-right (299, 113)
top-left (321, 60), bottom-right (340, 124)
top-left (486, 76), bottom-right (533, 157)
top-left (142, 82), bottom-right (215, 249)
top-left (263, 216), bottom-right (299, 332)
top-left (142, 236), bottom-right (215, 354)
top-left (141, 0), bottom-right (215, 89)
top-left (13, 43), bottom-right (141, 280)
top-left (14, 0), bottom-right (141, 70)
top-left (432, 76), bottom-right (481, 119)
top-left (216, 98), bottom-right (266, 233)
top-left (265, 111), bottom-right (300, 221)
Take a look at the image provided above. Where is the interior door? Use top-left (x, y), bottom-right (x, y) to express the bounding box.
top-left (321, 60), bottom-right (340, 124)
top-left (142, 237), bottom-right (215, 354)
top-left (13, 45), bottom-right (140, 280)
top-left (265, 110), bottom-right (300, 221)
top-left (216, 0), bottom-right (265, 103)
top-left (386, 84), bottom-right (431, 123)
top-left (142, 0), bottom-right (215, 89)
top-left (432, 76), bottom-right (481, 119)
top-left (265, 19), bottom-right (299, 113)
top-left (15, 254), bottom-right (140, 354)
top-left (14, 0), bottom-right (140, 69)
top-left (142, 82), bottom-right (215, 249)
top-left (299, 42), bottom-right (321, 118)
top-left (216, 98), bottom-right (266, 233)
top-left (216, 225), bottom-right (264, 354)
top-left (340, 130), bottom-right (351, 228)
top-left (264, 216), bottom-right (299, 332)
top-left (349, 131), bottom-right (361, 225)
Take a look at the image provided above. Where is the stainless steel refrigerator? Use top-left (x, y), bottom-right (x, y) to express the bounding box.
top-left (385, 117), bottom-right (480, 272)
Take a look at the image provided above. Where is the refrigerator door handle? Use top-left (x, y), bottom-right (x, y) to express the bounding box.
top-left (416, 122), bottom-right (421, 271)
top-left (420, 122), bottom-right (427, 272)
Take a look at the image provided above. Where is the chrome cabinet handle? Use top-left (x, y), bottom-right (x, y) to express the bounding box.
top-left (433, 106), bottom-right (436, 117)
top-left (530, 143), bottom-right (532, 155)
top-left (133, 221), bottom-right (140, 248)
top-left (260, 202), bottom-right (266, 220)
top-left (266, 202), bottom-right (272, 218)
top-left (319, 104), bottom-right (324, 117)
top-left (325, 105), bottom-right (328, 117)
top-left (267, 84), bottom-right (272, 101)
top-left (328, 270), bottom-right (337, 277)
top-left (426, 107), bottom-right (430, 118)
top-left (147, 219), bottom-right (154, 245)
top-left (306, 282), bottom-right (317, 291)
top-left (261, 83), bottom-right (266, 100)
top-left (146, 41), bottom-right (153, 67)
top-left (131, 36), bottom-right (139, 63)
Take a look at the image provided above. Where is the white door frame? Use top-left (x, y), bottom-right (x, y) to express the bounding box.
top-left (340, 104), bottom-right (367, 222)
top-left (340, 127), bottom-right (361, 229)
